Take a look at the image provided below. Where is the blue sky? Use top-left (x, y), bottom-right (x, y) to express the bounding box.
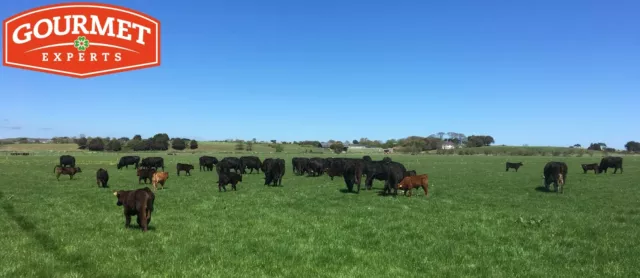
top-left (0, 0), bottom-right (638, 149)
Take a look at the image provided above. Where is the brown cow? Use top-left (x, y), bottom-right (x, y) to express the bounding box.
top-left (113, 187), bottom-right (155, 232)
top-left (397, 174), bottom-right (429, 197)
top-left (53, 165), bottom-right (82, 180)
top-left (152, 171), bottom-right (169, 191)
top-left (137, 167), bottom-right (156, 184)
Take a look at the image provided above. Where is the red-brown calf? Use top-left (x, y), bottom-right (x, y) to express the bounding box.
top-left (397, 174), bottom-right (429, 197)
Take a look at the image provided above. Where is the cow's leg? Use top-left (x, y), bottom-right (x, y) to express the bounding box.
top-left (139, 210), bottom-right (148, 232)
top-left (125, 214), bottom-right (131, 228)
top-left (407, 186), bottom-right (413, 197)
top-left (422, 184), bottom-right (429, 197)
top-left (97, 179), bottom-right (101, 187)
top-left (70, 174), bottom-right (74, 180)
top-left (515, 168), bottom-right (518, 172)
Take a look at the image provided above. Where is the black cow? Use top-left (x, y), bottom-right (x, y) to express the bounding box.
top-left (218, 172), bottom-right (242, 192)
top-left (137, 167), bottom-right (156, 184)
top-left (363, 160), bottom-right (396, 190)
top-left (598, 156), bottom-right (623, 174)
top-left (264, 158), bottom-right (285, 186)
top-left (543, 161), bottom-right (568, 193)
top-left (325, 158), bottom-right (347, 180)
top-left (383, 161), bottom-right (407, 196)
top-left (506, 162), bottom-right (523, 172)
top-left (218, 157), bottom-right (244, 174)
top-left (241, 156), bottom-right (262, 174)
top-left (176, 163), bottom-right (194, 176)
top-left (59, 155), bottom-right (76, 168)
top-left (292, 157), bottom-right (309, 175)
top-left (141, 157), bottom-right (164, 171)
top-left (96, 168), bottom-right (109, 188)
top-left (341, 159), bottom-right (365, 193)
top-left (199, 156), bottom-right (218, 171)
top-left (404, 170), bottom-right (417, 176)
top-left (307, 157), bottom-right (328, 177)
top-left (581, 163), bottom-right (599, 174)
top-left (362, 155), bottom-right (372, 162)
top-left (117, 156), bottom-right (140, 170)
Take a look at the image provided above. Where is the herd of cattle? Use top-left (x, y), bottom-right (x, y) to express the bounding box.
top-left (49, 154), bottom-right (624, 232)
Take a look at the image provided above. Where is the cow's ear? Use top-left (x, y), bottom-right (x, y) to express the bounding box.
top-left (112, 191), bottom-right (118, 196)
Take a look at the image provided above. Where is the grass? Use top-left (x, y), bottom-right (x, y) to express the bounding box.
top-left (0, 152), bottom-right (638, 277)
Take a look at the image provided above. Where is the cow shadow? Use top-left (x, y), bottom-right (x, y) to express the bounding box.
top-left (535, 186), bottom-right (555, 193)
top-left (0, 191), bottom-right (101, 277)
top-left (338, 189), bottom-right (359, 194)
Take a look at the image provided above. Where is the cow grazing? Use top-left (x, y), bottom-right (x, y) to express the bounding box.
top-left (113, 187), bottom-right (155, 232)
top-left (241, 156), bottom-right (262, 174)
top-left (581, 163), bottom-right (599, 174)
top-left (383, 161), bottom-right (407, 196)
top-left (404, 170), bottom-right (417, 177)
top-left (53, 165), bottom-right (82, 180)
top-left (506, 162), bottom-right (523, 172)
top-left (292, 157), bottom-right (309, 175)
top-left (117, 156), bottom-right (140, 170)
top-left (59, 155), bottom-right (76, 168)
top-left (199, 156), bottom-right (218, 171)
top-left (96, 168), bottom-right (109, 188)
top-left (152, 172), bottom-right (169, 191)
top-left (264, 158), bottom-right (285, 186)
top-left (176, 163), bottom-right (194, 176)
top-left (218, 157), bottom-right (244, 174)
top-left (543, 161), bottom-right (568, 193)
top-left (218, 172), bottom-right (242, 192)
top-left (140, 157), bottom-right (165, 171)
top-left (598, 156), bottom-right (623, 174)
top-left (397, 174), bottom-right (429, 197)
top-left (137, 167), bottom-right (156, 184)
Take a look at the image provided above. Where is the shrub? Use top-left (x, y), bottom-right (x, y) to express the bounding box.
top-left (552, 151), bottom-right (561, 156)
top-left (172, 139), bottom-right (186, 150)
top-left (190, 140), bottom-right (198, 150)
top-left (88, 138), bottom-right (104, 151)
top-left (106, 139), bottom-right (122, 152)
top-left (275, 144), bottom-right (284, 152)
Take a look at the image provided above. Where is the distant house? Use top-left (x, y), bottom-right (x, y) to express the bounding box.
top-left (441, 141), bottom-right (455, 150)
top-left (348, 144), bottom-right (366, 149)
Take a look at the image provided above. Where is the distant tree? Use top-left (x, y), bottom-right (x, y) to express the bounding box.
top-left (171, 139), bottom-right (186, 150)
top-left (235, 141), bottom-right (245, 150)
top-left (106, 139), bottom-right (122, 151)
top-left (133, 134), bottom-right (142, 141)
top-left (270, 140), bottom-right (277, 144)
top-left (437, 132), bottom-right (445, 140)
top-left (466, 135), bottom-right (494, 147)
top-left (329, 142), bottom-right (344, 154)
top-left (573, 144), bottom-right (581, 148)
top-left (352, 139), bottom-right (359, 144)
top-left (625, 141), bottom-right (640, 152)
top-left (88, 138), bottom-right (105, 151)
top-left (189, 139), bottom-right (198, 150)
top-left (587, 143), bottom-right (602, 151)
top-left (246, 141), bottom-right (253, 151)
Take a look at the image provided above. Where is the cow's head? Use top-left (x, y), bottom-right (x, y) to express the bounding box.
top-left (113, 191), bottom-right (124, 206)
top-left (117, 163), bottom-right (123, 169)
top-left (188, 165), bottom-right (194, 170)
top-left (75, 167), bottom-right (82, 173)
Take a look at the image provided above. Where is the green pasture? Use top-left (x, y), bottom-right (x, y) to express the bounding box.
top-left (0, 152), bottom-right (638, 277)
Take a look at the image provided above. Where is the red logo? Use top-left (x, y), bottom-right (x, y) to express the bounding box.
top-left (2, 2), bottom-right (160, 78)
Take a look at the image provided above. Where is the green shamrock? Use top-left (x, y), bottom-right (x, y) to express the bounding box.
top-left (73, 36), bottom-right (90, 51)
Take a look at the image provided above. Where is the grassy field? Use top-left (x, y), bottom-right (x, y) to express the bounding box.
top-left (0, 152), bottom-right (638, 277)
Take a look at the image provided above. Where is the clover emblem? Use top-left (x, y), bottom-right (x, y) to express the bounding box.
top-left (73, 36), bottom-right (90, 51)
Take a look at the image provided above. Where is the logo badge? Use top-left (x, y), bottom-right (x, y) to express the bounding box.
top-left (2, 2), bottom-right (160, 78)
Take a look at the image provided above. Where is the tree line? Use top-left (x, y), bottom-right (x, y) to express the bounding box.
top-left (69, 133), bottom-right (199, 152)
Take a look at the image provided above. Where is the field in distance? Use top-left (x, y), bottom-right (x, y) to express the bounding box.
top-left (0, 152), bottom-right (638, 277)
